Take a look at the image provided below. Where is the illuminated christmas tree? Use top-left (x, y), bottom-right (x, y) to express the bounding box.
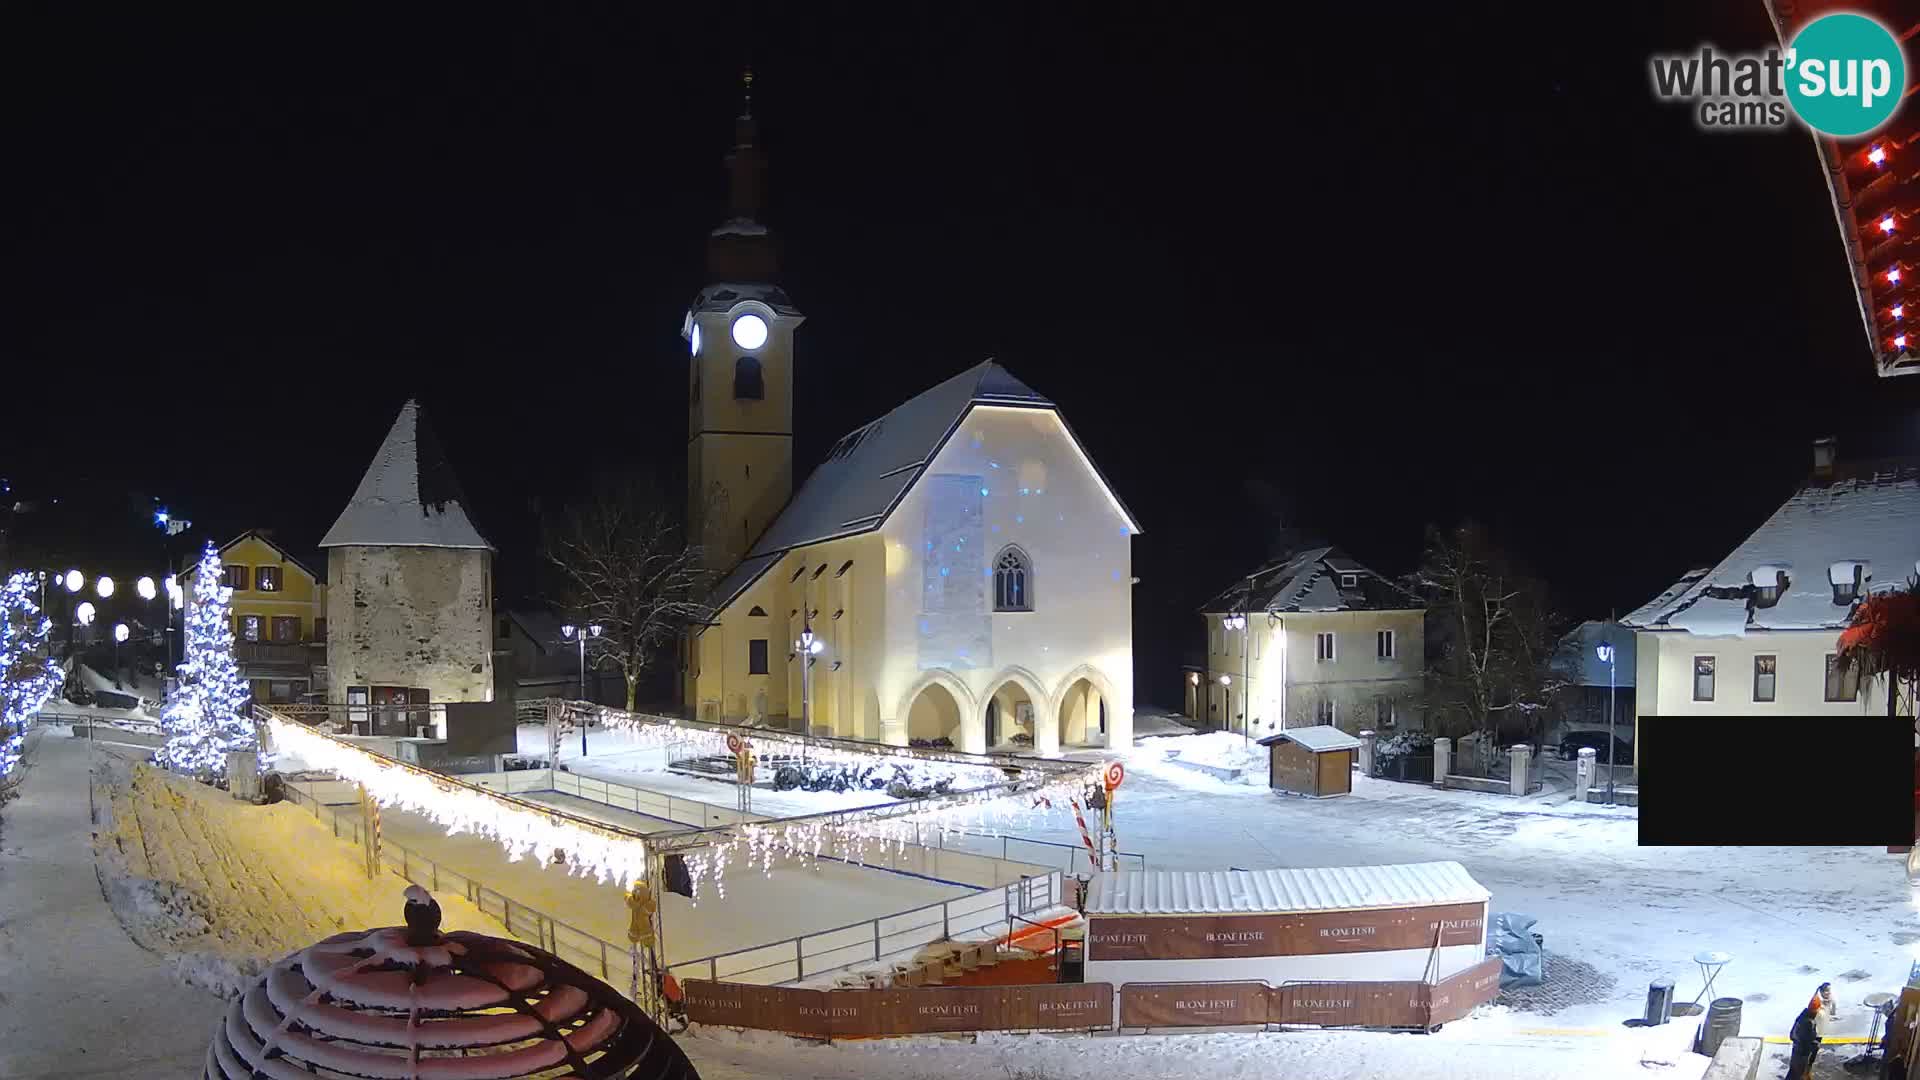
top-left (158, 542), bottom-right (254, 778)
top-left (1, 570), bottom-right (63, 785)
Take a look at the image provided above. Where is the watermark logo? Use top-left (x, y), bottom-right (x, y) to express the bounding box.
top-left (1650, 12), bottom-right (1905, 136)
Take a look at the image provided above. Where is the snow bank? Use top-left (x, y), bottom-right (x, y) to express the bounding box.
top-left (91, 753), bottom-right (502, 999)
top-left (682, 1021), bottom-right (1710, 1080)
top-left (1121, 731), bottom-right (1268, 791)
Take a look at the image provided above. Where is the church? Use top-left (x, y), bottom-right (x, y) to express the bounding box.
top-left (681, 83), bottom-right (1139, 755)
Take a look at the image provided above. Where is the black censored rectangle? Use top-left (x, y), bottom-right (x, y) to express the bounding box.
top-left (1637, 716), bottom-right (1913, 846)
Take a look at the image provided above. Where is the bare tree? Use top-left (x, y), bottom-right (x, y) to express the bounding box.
top-left (1406, 521), bottom-right (1572, 750)
top-left (543, 475), bottom-right (711, 711)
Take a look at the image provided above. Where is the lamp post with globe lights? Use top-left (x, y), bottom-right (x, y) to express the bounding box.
top-left (795, 611), bottom-right (824, 758)
top-left (113, 623), bottom-right (129, 689)
top-left (560, 623), bottom-right (602, 756)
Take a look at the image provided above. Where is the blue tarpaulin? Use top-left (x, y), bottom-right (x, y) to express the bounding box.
top-left (1489, 912), bottom-right (1544, 989)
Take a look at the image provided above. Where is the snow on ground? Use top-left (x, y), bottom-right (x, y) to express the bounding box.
top-left (1010, 747), bottom-right (1908, 1040)
top-left (678, 1019), bottom-right (1709, 1080)
top-left (92, 747), bottom-right (500, 999)
top-left (0, 731), bottom-right (228, 1079)
top-left (75, 661), bottom-right (164, 700)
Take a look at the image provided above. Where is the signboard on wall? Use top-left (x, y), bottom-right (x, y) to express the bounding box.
top-left (1088, 903), bottom-right (1487, 961)
top-left (683, 980), bottom-right (1113, 1037)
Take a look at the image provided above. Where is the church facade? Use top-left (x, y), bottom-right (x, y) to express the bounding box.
top-left (680, 85), bottom-right (1138, 755)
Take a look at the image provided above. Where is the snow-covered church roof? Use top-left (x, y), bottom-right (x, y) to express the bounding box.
top-left (320, 400), bottom-right (493, 551)
top-left (1199, 546), bottom-right (1419, 615)
top-left (1622, 458), bottom-right (1920, 635)
top-left (706, 360), bottom-right (1139, 610)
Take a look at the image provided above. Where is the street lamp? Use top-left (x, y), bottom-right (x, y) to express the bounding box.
top-left (113, 623), bottom-right (129, 688)
top-left (795, 613), bottom-right (824, 749)
top-left (63, 569), bottom-right (82, 593)
top-left (76, 601), bottom-right (95, 626)
top-left (1595, 641), bottom-right (1618, 806)
top-left (560, 623), bottom-right (602, 756)
top-left (96, 575), bottom-right (114, 599)
top-left (136, 576), bottom-right (156, 601)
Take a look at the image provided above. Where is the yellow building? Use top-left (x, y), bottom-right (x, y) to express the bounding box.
top-left (178, 529), bottom-right (328, 704)
top-left (1194, 547), bottom-right (1426, 738)
top-left (679, 89), bottom-right (1139, 754)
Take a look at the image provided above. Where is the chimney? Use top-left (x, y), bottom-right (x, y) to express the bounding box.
top-left (1812, 437), bottom-right (1837, 479)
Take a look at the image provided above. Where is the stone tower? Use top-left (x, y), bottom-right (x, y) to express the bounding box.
top-left (685, 71), bottom-right (805, 573)
top-left (321, 400), bottom-right (495, 714)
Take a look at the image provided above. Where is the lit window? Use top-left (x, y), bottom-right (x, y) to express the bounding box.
top-left (993, 546), bottom-right (1032, 612)
top-left (1316, 632), bottom-right (1335, 662)
top-left (239, 615), bottom-right (262, 643)
top-left (256, 566), bottom-right (282, 592)
top-left (1692, 656), bottom-right (1715, 701)
top-left (1753, 655), bottom-right (1776, 703)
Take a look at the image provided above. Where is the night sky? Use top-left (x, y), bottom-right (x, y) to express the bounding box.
top-left (9, 4), bottom-right (1920, 709)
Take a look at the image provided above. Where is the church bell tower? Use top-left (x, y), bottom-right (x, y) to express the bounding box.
top-left (686, 71), bottom-right (803, 574)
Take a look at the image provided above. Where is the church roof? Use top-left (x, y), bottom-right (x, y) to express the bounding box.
top-left (705, 360), bottom-right (1137, 611)
top-left (320, 400), bottom-right (494, 551)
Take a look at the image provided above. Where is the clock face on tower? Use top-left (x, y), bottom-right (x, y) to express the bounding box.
top-left (731, 313), bottom-right (769, 351)
top-left (690, 323), bottom-right (702, 357)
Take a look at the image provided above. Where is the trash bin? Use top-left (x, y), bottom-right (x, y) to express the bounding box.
top-left (1696, 997), bottom-right (1742, 1057)
top-left (1645, 980), bottom-right (1674, 1026)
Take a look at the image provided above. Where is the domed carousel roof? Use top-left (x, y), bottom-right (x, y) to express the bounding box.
top-left (207, 886), bottom-right (697, 1080)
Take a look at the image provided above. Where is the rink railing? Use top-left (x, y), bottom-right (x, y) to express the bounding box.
top-left (278, 780), bottom-right (644, 995)
top-left (664, 868), bottom-right (1063, 986)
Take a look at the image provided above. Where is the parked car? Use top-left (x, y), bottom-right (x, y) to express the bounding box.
top-left (1559, 730), bottom-right (1633, 762)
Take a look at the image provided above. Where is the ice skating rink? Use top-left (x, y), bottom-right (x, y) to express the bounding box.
top-left (288, 774), bottom-right (976, 978)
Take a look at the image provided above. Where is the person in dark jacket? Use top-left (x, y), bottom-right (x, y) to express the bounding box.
top-left (1787, 1005), bottom-right (1820, 1079)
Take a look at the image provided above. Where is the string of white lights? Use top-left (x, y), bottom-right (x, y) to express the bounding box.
top-left (266, 718), bottom-right (653, 888)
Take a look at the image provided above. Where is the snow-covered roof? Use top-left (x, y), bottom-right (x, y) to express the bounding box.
top-left (319, 400), bottom-right (493, 551)
top-left (1257, 724), bottom-right (1362, 753)
top-left (705, 360), bottom-right (1140, 610)
top-left (1622, 459), bottom-right (1920, 635)
top-left (1552, 621), bottom-right (1636, 688)
top-left (1201, 547), bottom-right (1419, 615)
top-left (1086, 861), bottom-right (1489, 916)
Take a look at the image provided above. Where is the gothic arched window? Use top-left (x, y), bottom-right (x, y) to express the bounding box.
top-left (733, 355), bottom-right (764, 400)
top-left (994, 546), bottom-right (1033, 612)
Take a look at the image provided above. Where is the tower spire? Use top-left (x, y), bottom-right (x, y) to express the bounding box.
top-left (709, 68), bottom-right (776, 281)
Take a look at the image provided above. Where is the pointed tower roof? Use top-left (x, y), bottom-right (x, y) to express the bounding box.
top-left (707, 69), bottom-right (779, 283)
top-left (319, 400), bottom-right (493, 550)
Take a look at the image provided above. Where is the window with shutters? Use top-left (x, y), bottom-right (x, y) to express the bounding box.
top-left (271, 616), bottom-right (299, 644)
top-left (224, 565), bottom-right (249, 591)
